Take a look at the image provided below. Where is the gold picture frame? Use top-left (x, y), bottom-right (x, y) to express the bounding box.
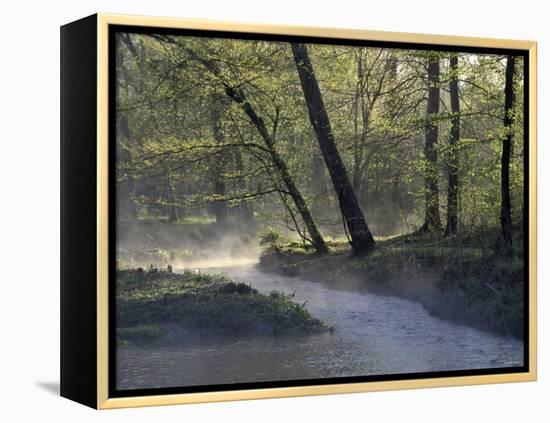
top-left (60, 13), bottom-right (537, 409)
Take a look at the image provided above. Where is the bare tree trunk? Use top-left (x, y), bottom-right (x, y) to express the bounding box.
top-left (420, 56), bottom-right (442, 233)
top-left (213, 178), bottom-right (227, 224)
top-left (233, 148), bottom-right (254, 224)
top-left (312, 151), bottom-right (326, 188)
top-left (211, 97), bottom-right (228, 225)
top-left (291, 43), bottom-right (375, 255)
top-left (311, 148), bottom-right (329, 212)
top-left (445, 54), bottom-right (460, 236)
top-left (351, 109), bottom-right (366, 198)
top-left (165, 176), bottom-right (179, 223)
top-left (351, 52), bottom-right (369, 204)
top-left (351, 55), bottom-right (364, 195)
top-left (500, 55), bottom-right (516, 254)
top-left (117, 113), bottom-right (140, 219)
top-left (116, 39), bottom-right (139, 220)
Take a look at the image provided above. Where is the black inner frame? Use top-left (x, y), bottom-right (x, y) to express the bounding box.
top-left (108, 23), bottom-right (530, 399)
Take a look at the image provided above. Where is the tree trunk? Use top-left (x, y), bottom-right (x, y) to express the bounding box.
top-left (166, 37), bottom-right (327, 253)
top-left (224, 85), bottom-right (329, 254)
top-left (211, 97), bottom-right (228, 225)
top-left (311, 149), bottom-right (329, 213)
top-left (500, 55), bottom-right (515, 254)
top-left (116, 41), bottom-right (138, 220)
top-left (116, 114), bottom-right (139, 219)
top-left (233, 148), bottom-right (254, 224)
top-left (291, 43), bottom-right (375, 255)
top-left (421, 56), bottom-right (442, 233)
top-left (445, 54), bottom-right (460, 236)
top-left (165, 177), bottom-right (179, 223)
top-left (351, 53), bottom-right (368, 204)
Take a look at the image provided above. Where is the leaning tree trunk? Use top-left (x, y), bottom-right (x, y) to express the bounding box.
top-left (445, 54), bottom-right (460, 236)
top-left (500, 55), bottom-right (516, 254)
top-left (224, 86), bottom-right (329, 254)
top-left (291, 43), bottom-right (375, 255)
top-left (421, 56), bottom-right (442, 233)
top-left (159, 36), bottom-right (328, 253)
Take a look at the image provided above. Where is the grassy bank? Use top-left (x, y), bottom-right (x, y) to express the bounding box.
top-left (259, 232), bottom-right (524, 339)
top-left (116, 268), bottom-right (329, 344)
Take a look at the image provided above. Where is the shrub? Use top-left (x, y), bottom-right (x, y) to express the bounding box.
top-left (259, 228), bottom-right (283, 252)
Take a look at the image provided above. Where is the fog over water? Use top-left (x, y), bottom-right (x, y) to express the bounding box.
top-left (117, 260), bottom-right (523, 390)
top-left (112, 33), bottom-right (526, 392)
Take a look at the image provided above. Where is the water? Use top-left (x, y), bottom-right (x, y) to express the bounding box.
top-left (117, 262), bottom-right (523, 390)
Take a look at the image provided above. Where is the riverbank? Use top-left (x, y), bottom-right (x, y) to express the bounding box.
top-left (116, 268), bottom-right (330, 344)
top-left (259, 233), bottom-right (524, 339)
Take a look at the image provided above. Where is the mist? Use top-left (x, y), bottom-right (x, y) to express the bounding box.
top-left (113, 29), bottom-right (526, 391)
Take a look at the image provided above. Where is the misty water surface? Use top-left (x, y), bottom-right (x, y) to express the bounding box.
top-left (117, 261), bottom-right (523, 390)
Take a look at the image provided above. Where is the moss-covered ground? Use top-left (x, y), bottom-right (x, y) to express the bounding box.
top-left (116, 268), bottom-right (330, 344)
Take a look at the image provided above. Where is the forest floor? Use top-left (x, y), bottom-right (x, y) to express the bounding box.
top-left (116, 268), bottom-right (330, 345)
top-left (258, 230), bottom-right (525, 339)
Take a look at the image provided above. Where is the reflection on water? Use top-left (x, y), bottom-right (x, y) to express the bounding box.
top-left (117, 263), bottom-right (523, 390)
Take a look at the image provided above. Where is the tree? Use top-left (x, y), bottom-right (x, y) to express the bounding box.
top-left (348, 48), bottom-right (393, 204)
top-left (291, 43), bottom-right (375, 255)
top-left (156, 35), bottom-right (329, 254)
top-left (445, 54), bottom-right (460, 236)
top-left (115, 33), bottom-right (142, 220)
top-left (224, 85), bottom-right (329, 254)
top-left (500, 55), bottom-right (516, 253)
top-left (420, 55), bottom-right (442, 233)
top-left (210, 95), bottom-right (228, 225)
top-left (114, 33), bottom-right (526, 258)
top-left (164, 176), bottom-right (179, 222)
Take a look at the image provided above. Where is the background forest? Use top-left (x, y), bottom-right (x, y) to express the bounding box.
top-left (114, 32), bottom-right (526, 359)
top-left (111, 29), bottom-right (530, 392)
top-left (115, 33), bottom-right (524, 260)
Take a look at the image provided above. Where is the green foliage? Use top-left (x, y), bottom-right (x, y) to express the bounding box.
top-left (259, 227), bottom-right (524, 338)
top-left (116, 268), bottom-right (330, 342)
top-left (114, 36), bottom-right (527, 342)
top-left (259, 228), bottom-right (284, 252)
top-left (115, 32), bottom-right (525, 241)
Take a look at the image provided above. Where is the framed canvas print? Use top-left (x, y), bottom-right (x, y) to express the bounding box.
top-left (60, 14), bottom-right (537, 409)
